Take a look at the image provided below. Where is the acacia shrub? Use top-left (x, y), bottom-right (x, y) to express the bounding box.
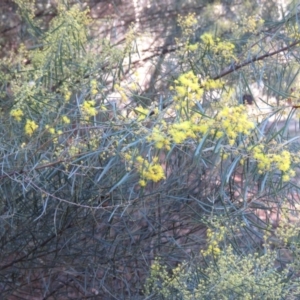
top-left (1, 1), bottom-right (300, 299)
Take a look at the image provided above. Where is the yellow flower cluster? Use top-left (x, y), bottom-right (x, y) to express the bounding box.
top-left (60, 84), bottom-right (72, 102)
top-left (147, 116), bottom-right (215, 149)
top-left (187, 43), bottom-right (198, 51)
top-left (171, 71), bottom-right (203, 109)
top-left (44, 125), bottom-right (63, 143)
top-left (61, 115), bottom-right (71, 124)
top-left (81, 100), bottom-right (97, 118)
top-left (176, 13), bottom-right (201, 56)
top-left (25, 119), bottom-right (38, 136)
top-left (274, 207), bottom-right (300, 246)
top-left (243, 15), bottom-right (264, 34)
top-left (199, 246), bottom-right (289, 299)
top-left (151, 83), bottom-right (254, 149)
top-left (250, 146), bottom-right (269, 170)
top-left (144, 209), bottom-right (300, 299)
top-left (10, 108), bottom-right (24, 122)
top-left (273, 150), bottom-right (291, 172)
top-left (147, 126), bottom-right (171, 150)
top-left (169, 120), bottom-right (196, 143)
top-left (135, 156), bottom-right (166, 187)
top-left (201, 33), bottom-right (215, 46)
top-left (123, 24), bottom-right (136, 55)
top-left (135, 105), bottom-right (149, 121)
top-left (64, 90), bottom-right (72, 102)
top-left (202, 78), bottom-right (224, 90)
top-left (216, 105), bottom-right (255, 145)
top-left (144, 259), bottom-right (171, 297)
top-left (177, 13), bottom-right (197, 36)
top-left (45, 125), bottom-right (56, 134)
top-left (13, 0), bottom-right (35, 21)
top-left (201, 33), bottom-right (235, 60)
top-left (202, 227), bottom-right (225, 257)
top-left (215, 40), bottom-right (235, 58)
top-left (252, 145), bottom-right (294, 181)
top-left (128, 81), bottom-right (139, 91)
top-left (246, 16), bottom-right (259, 32)
top-left (90, 79), bottom-right (98, 96)
top-left (289, 24), bottom-right (300, 40)
top-left (146, 237), bottom-right (296, 299)
top-left (146, 258), bottom-right (194, 299)
top-left (191, 114), bottom-right (214, 135)
top-left (170, 71), bottom-right (226, 116)
top-left (57, 2), bottom-right (91, 27)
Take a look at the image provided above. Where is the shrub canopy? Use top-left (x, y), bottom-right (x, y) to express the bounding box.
top-left (2, 0), bottom-right (300, 299)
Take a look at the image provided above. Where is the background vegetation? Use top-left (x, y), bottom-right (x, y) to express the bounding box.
top-left (2, 0), bottom-right (300, 299)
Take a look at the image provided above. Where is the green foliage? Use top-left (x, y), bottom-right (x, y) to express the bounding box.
top-left (145, 217), bottom-right (300, 299)
top-left (2, 0), bottom-right (300, 298)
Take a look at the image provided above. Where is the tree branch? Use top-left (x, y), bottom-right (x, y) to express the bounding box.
top-left (213, 39), bottom-right (300, 80)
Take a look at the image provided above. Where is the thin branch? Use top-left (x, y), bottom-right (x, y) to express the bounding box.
top-left (148, 38), bottom-right (300, 115)
top-left (213, 39), bottom-right (300, 80)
